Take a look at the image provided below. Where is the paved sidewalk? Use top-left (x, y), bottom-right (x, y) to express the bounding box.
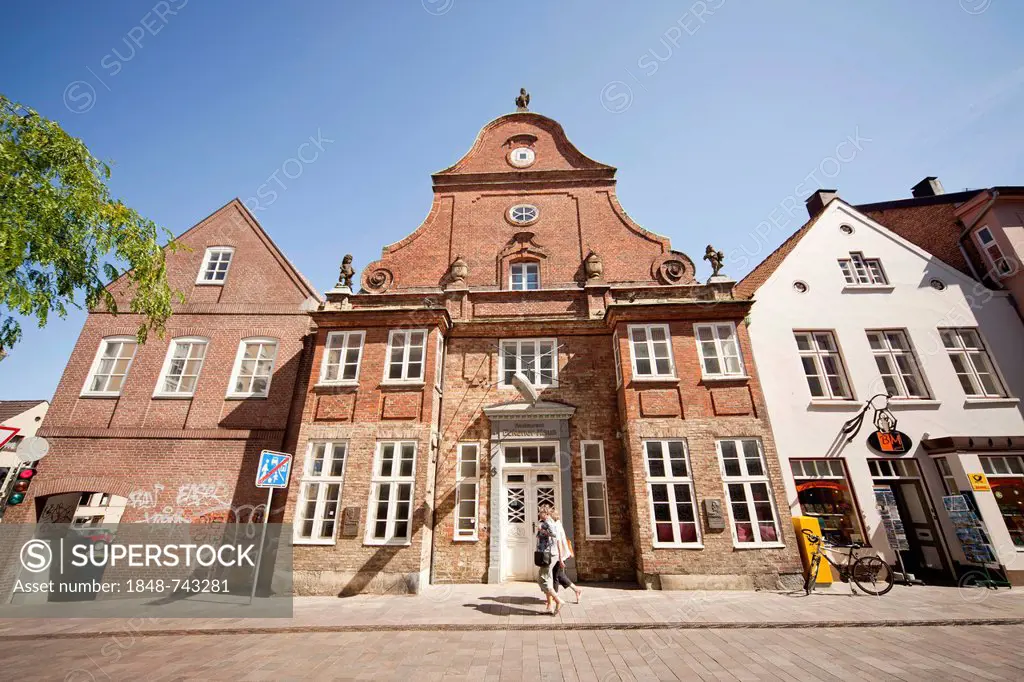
top-left (1, 582), bottom-right (1022, 639)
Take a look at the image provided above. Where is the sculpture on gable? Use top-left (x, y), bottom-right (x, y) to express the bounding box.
top-left (583, 251), bottom-right (603, 282)
top-left (338, 254), bottom-right (355, 289)
top-left (448, 255), bottom-right (469, 288)
top-left (703, 244), bottom-right (725, 278)
top-left (515, 88), bottom-right (530, 112)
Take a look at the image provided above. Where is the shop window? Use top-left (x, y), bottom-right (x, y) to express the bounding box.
top-left (865, 330), bottom-right (930, 399)
top-left (868, 459), bottom-right (915, 479)
top-left (979, 455), bottom-right (1024, 549)
top-left (294, 442), bottom-right (347, 544)
top-left (320, 331), bottom-right (364, 384)
top-left (794, 331), bottom-right (852, 399)
top-left (790, 459), bottom-right (864, 546)
top-left (694, 323), bottom-right (745, 378)
top-left (643, 440), bottom-right (700, 547)
top-left (582, 441), bottom-right (610, 539)
top-left (499, 338), bottom-right (557, 387)
top-left (366, 441), bottom-right (417, 545)
top-left (454, 443), bottom-right (479, 541)
top-left (939, 328), bottom-right (1007, 398)
top-left (717, 439), bottom-right (781, 546)
top-left (628, 324), bottom-right (675, 379)
top-left (838, 252), bottom-right (888, 286)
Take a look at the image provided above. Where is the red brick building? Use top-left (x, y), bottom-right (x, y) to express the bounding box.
top-left (7, 200), bottom-right (318, 527)
top-left (286, 105), bottom-right (802, 593)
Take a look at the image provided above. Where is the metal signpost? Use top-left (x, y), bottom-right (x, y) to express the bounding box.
top-left (250, 450), bottom-right (292, 603)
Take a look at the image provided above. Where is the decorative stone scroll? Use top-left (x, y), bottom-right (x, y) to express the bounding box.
top-left (362, 265), bottom-right (394, 293)
top-left (651, 251), bottom-right (696, 285)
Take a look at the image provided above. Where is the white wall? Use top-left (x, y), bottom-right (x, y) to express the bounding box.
top-left (747, 201), bottom-right (1024, 573)
top-left (0, 401), bottom-right (49, 469)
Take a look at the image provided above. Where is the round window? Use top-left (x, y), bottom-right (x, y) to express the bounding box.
top-left (793, 281), bottom-right (809, 293)
top-left (929, 278), bottom-right (946, 291)
top-left (508, 204), bottom-right (538, 225)
top-left (839, 224), bottom-right (854, 235)
top-left (508, 147), bottom-right (536, 168)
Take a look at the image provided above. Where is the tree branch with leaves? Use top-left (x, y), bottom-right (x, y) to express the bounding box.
top-left (0, 94), bottom-right (180, 356)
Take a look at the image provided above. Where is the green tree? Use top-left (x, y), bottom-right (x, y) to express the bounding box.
top-left (0, 94), bottom-right (179, 356)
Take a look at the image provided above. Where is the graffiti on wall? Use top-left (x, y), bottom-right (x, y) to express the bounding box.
top-left (126, 480), bottom-right (275, 524)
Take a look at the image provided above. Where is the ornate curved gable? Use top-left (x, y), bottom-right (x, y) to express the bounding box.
top-left (360, 107), bottom-right (693, 293)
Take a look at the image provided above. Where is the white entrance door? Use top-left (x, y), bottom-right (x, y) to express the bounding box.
top-left (503, 469), bottom-right (560, 581)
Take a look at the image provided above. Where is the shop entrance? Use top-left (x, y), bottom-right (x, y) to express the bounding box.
top-left (501, 443), bottom-right (561, 581)
top-left (870, 459), bottom-right (953, 583)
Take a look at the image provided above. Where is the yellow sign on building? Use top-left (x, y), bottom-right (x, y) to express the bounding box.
top-left (968, 472), bottom-right (991, 492)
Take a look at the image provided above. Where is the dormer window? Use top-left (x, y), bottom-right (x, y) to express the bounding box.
top-left (198, 247), bottom-right (234, 284)
top-left (510, 262), bottom-right (540, 290)
top-left (508, 204), bottom-right (538, 225)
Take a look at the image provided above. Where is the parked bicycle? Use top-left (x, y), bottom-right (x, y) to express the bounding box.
top-left (802, 529), bottom-right (894, 596)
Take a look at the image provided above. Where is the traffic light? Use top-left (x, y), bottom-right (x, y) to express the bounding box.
top-left (7, 467), bottom-right (36, 505)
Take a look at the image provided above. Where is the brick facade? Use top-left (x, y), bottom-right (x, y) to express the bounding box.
top-left (7, 200), bottom-right (318, 527)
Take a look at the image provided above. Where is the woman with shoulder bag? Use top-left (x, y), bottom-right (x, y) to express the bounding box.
top-left (535, 505), bottom-right (566, 615)
top-left (549, 506), bottom-right (582, 604)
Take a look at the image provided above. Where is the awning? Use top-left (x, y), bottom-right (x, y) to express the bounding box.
top-left (920, 435), bottom-right (1024, 455)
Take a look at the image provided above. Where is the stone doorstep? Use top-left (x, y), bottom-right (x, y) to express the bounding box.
top-left (3, 617), bottom-right (1024, 641)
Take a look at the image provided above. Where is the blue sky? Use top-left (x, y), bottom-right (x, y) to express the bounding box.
top-left (2, 0), bottom-right (1022, 400)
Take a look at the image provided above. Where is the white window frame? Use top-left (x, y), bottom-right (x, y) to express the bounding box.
top-left (838, 252), bottom-right (888, 286)
top-left (643, 439), bottom-right (701, 548)
top-left (975, 226), bottom-right (1011, 278)
top-left (319, 331), bottom-right (365, 385)
top-left (454, 443), bottom-right (480, 541)
top-left (794, 330), bottom-right (853, 400)
top-left (508, 204), bottom-right (539, 225)
top-left (293, 441), bottom-right (348, 545)
top-left (499, 338), bottom-right (558, 388)
top-left (509, 261), bottom-right (540, 291)
top-left (196, 246), bottom-right (235, 285)
top-left (153, 336), bottom-right (209, 398)
top-left (934, 456), bottom-right (959, 496)
top-left (612, 332), bottom-right (623, 387)
top-left (717, 439), bottom-right (784, 548)
top-left (866, 329), bottom-right (930, 399)
top-left (383, 329), bottom-right (428, 383)
top-left (227, 337), bottom-right (278, 398)
top-left (81, 336), bottom-right (138, 397)
top-left (627, 324), bottom-right (676, 380)
top-left (939, 328), bottom-right (1008, 398)
top-left (365, 441), bottom-right (417, 546)
top-left (582, 441), bottom-right (611, 540)
top-left (980, 455), bottom-right (1024, 477)
top-left (694, 322), bottom-right (745, 379)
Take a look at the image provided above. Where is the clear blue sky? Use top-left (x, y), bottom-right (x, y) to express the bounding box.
top-left (2, 0), bottom-right (1022, 400)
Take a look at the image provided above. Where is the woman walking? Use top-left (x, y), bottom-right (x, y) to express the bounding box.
top-left (535, 505), bottom-right (566, 615)
top-left (549, 506), bottom-right (583, 604)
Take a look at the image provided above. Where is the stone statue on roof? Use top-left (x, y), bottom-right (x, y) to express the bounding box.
top-left (703, 244), bottom-right (724, 278)
top-left (515, 88), bottom-right (530, 112)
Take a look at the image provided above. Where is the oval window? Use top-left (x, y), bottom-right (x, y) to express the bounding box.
top-left (508, 204), bottom-right (538, 225)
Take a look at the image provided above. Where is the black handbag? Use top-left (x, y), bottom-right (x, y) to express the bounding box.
top-left (533, 550), bottom-right (551, 567)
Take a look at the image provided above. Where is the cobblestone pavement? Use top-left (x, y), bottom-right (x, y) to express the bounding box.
top-left (3, 624), bottom-right (1023, 681)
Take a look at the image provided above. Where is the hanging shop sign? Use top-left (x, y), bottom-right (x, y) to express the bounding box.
top-left (968, 473), bottom-right (991, 492)
top-left (867, 429), bottom-right (913, 455)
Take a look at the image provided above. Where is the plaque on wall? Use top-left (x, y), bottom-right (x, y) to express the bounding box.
top-left (341, 506), bottom-right (361, 537)
top-left (703, 498), bottom-right (725, 531)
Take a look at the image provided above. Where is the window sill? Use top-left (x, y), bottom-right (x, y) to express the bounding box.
top-left (380, 380), bottom-right (426, 388)
top-left (152, 393), bottom-right (195, 400)
top-left (453, 537), bottom-right (478, 543)
top-left (841, 285), bottom-right (894, 293)
top-left (733, 542), bottom-right (786, 550)
top-left (498, 383), bottom-right (557, 391)
top-left (363, 540), bottom-right (412, 547)
top-left (700, 375), bottom-right (750, 383)
top-left (79, 392), bottom-right (122, 399)
top-left (293, 538), bottom-right (337, 546)
top-left (964, 397), bottom-right (1019, 408)
top-left (194, 281), bottom-right (227, 286)
top-left (887, 399), bottom-right (941, 409)
top-left (313, 381), bottom-right (359, 390)
top-left (652, 543), bottom-right (704, 550)
top-left (808, 399), bottom-right (862, 410)
top-left (225, 394), bottom-right (269, 400)
top-left (630, 376), bottom-right (679, 384)
top-left (585, 536), bottom-right (612, 542)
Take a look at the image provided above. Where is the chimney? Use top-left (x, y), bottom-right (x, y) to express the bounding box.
top-left (911, 176), bottom-right (944, 198)
top-left (805, 189), bottom-right (838, 218)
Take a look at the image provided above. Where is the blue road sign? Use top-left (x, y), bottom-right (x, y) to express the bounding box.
top-left (256, 450), bottom-right (292, 489)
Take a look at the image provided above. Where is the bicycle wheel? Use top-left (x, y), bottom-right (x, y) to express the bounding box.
top-left (851, 556), bottom-right (894, 596)
top-left (804, 554), bottom-right (820, 595)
